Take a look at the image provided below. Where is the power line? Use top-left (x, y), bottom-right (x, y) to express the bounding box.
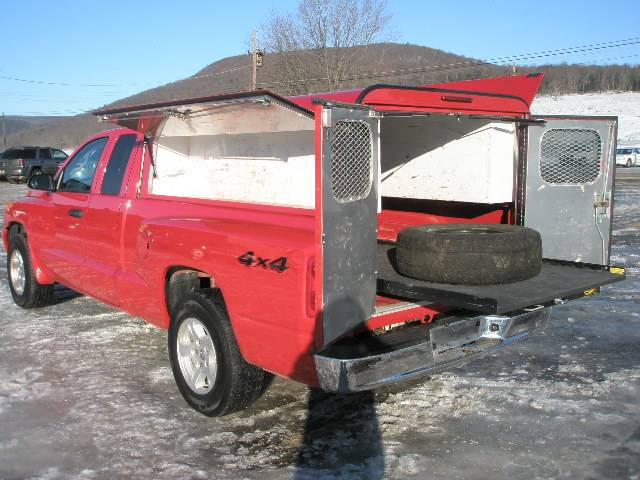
top-left (5, 37), bottom-right (640, 116)
top-left (256, 37), bottom-right (640, 87)
top-left (1, 96), bottom-right (121, 104)
top-left (573, 53), bottom-right (640, 65)
top-left (1, 37), bottom-right (638, 90)
top-left (0, 64), bottom-right (252, 89)
top-left (1, 64), bottom-right (254, 116)
top-left (0, 90), bottom-right (124, 96)
top-left (486, 37), bottom-right (640, 64)
top-left (0, 75), bottom-right (151, 88)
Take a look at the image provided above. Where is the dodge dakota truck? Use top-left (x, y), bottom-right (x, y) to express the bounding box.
top-left (3, 74), bottom-right (625, 416)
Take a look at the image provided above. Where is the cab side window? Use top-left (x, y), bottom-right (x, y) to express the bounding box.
top-left (52, 149), bottom-right (68, 162)
top-left (58, 138), bottom-right (108, 192)
top-left (101, 134), bottom-right (137, 195)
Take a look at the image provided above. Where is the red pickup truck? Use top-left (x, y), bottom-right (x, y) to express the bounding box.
top-left (3, 74), bottom-right (624, 416)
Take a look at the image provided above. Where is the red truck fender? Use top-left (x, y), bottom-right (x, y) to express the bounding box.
top-left (4, 220), bottom-right (56, 285)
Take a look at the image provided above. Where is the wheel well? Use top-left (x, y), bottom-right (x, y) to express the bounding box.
top-left (27, 167), bottom-right (41, 180)
top-left (8, 223), bottom-right (25, 242)
top-left (165, 268), bottom-right (216, 317)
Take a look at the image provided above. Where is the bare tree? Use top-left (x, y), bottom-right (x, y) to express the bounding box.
top-left (262, 0), bottom-right (392, 94)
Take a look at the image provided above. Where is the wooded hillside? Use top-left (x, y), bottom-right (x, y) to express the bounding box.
top-left (4, 42), bottom-right (639, 149)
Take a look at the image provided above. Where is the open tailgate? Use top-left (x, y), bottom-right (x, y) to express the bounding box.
top-left (377, 243), bottom-right (625, 314)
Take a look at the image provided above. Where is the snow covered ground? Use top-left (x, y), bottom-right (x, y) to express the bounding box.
top-left (1, 182), bottom-right (639, 479)
top-left (1, 91), bottom-right (640, 479)
top-left (532, 92), bottom-right (640, 145)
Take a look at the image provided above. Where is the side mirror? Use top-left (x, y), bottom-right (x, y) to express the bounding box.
top-left (28, 174), bottom-right (55, 191)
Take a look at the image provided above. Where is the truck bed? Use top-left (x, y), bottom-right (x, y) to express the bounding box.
top-left (376, 243), bottom-right (624, 314)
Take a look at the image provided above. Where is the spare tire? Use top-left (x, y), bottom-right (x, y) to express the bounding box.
top-left (395, 223), bottom-right (542, 285)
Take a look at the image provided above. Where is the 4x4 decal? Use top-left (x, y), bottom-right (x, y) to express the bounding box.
top-left (238, 251), bottom-right (288, 273)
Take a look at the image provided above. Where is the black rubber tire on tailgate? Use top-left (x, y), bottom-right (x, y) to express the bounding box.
top-left (395, 223), bottom-right (542, 285)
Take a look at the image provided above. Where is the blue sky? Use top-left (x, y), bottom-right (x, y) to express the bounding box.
top-left (1, 0), bottom-right (638, 116)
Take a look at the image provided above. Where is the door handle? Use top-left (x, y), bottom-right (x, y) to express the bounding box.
top-left (68, 209), bottom-right (84, 218)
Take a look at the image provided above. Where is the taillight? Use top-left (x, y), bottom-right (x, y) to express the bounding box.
top-left (19, 159), bottom-right (25, 168)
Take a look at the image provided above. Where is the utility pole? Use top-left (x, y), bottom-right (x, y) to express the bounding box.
top-left (251, 29), bottom-right (257, 90)
top-left (2, 112), bottom-right (6, 148)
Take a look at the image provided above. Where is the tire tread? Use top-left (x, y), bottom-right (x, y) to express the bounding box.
top-left (395, 223), bottom-right (542, 285)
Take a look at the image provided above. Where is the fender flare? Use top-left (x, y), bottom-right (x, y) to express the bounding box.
top-left (6, 222), bottom-right (56, 285)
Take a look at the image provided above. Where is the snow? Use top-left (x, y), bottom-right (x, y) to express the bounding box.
top-left (1, 91), bottom-right (640, 479)
top-left (0, 182), bottom-right (638, 479)
top-left (532, 92), bottom-right (640, 145)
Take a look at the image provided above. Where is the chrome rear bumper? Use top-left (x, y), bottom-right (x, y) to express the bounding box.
top-left (315, 307), bottom-right (551, 392)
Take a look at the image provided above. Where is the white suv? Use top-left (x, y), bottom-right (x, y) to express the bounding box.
top-left (616, 147), bottom-right (639, 167)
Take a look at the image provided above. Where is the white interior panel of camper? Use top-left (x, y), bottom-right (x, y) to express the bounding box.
top-left (148, 100), bottom-right (315, 208)
top-left (380, 115), bottom-right (517, 204)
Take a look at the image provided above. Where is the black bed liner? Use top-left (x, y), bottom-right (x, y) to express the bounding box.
top-left (377, 243), bottom-right (624, 314)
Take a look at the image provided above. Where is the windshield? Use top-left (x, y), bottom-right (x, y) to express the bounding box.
top-left (617, 148), bottom-right (633, 155)
top-left (1, 148), bottom-right (37, 159)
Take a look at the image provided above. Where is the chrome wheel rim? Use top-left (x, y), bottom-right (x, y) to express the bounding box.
top-left (9, 249), bottom-right (26, 296)
top-left (176, 317), bottom-right (218, 395)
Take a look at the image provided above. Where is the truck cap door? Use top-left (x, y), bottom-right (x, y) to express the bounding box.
top-left (316, 102), bottom-right (380, 346)
top-left (94, 91), bottom-right (313, 140)
top-left (523, 116), bottom-right (617, 266)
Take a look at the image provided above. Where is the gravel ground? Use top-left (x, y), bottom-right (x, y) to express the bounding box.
top-left (0, 177), bottom-right (639, 480)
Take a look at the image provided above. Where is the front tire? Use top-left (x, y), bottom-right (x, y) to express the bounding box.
top-left (7, 234), bottom-right (53, 308)
top-left (28, 168), bottom-right (42, 182)
top-left (168, 291), bottom-right (270, 416)
top-left (627, 159), bottom-right (633, 167)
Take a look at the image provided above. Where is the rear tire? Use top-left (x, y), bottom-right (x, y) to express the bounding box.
top-left (28, 168), bottom-right (42, 181)
top-left (7, 234), bottom-right (54, 308)
top-left (168, 291), bottom-right (270, 416)
top-left (395, 223), bottom-right (542, 285)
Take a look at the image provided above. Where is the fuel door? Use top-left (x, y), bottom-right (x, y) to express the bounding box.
top-left (524, 116), bottom-right (617, 266)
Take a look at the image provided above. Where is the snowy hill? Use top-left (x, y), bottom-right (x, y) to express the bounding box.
top-left (531, 92), bottom-right (640, 145)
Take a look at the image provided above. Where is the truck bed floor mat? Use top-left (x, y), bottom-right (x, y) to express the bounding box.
top-left (377, 243), bottom-right (623, 314)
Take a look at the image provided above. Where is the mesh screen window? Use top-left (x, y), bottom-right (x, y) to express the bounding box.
top-left (540, 129), bottom-right (602, 184)
top-left (330, 120), bottom-right (373, 202)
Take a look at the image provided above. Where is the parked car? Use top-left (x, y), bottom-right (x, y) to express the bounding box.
top-left (0, 146), bottom-right (68, 182)
top-left (616, 147), bottom-right (639, 167)
top-left (3, 74), bottom-right (625, 417)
